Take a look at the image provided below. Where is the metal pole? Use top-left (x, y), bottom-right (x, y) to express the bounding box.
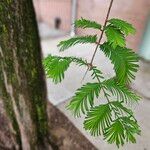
top-left (70, 0), bottom-right (77, 36)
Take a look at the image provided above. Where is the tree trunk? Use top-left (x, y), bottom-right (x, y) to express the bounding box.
top-left (0, 0), bottom-right (53, 149)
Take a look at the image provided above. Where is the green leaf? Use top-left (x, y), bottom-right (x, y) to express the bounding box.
top-left (91, 66), bottom-right (104, 80)
top-left (104, 119), bottom-right (125, 147)
top-left (84, 104), bottom-right (112, 136)
top-left (67, 82), bottom-right (101, 117)
top-left (102, 78), bottom-right (140, 104)
top-left (70, 56), bottom-right (88, 66)
top-left (75, 18), bottom-right (101, 30)
top-left (104, 117), bottom-right (140, 147)
top-left (43, 55), bottom-right (88, 83)
top-left (84, 101), bottom-right (140, 146)
top-left (110, 101), bottom-right (133, 117)
top-left (100, 43), bottom-right (139, 84)
top-left (57, 35), bottom-right (97, 51)
top-left (105, 26), bottom-right (126, 48)
top-left (43, 55), bottom-right (71, 83)
top-left (122, 117), bottom-right (141, 143)
top-left (108, 18), bottom-right (136, 35)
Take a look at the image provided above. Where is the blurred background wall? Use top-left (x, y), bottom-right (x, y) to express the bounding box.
top-left (34, 0), bottom-right (72, 32)
top-left (33, 0), bottom-right (150, 53)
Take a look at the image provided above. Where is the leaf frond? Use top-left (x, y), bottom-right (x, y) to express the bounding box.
top-left (110, 101), bottom-right (133, 117)
top-left (104, 117), bottom-right (140, 147)
top-left (43, 17), bottom-right (141, 148)
top-left (43, 55), bottom-right (88, 83)
top-left (108, 18), bottom-right (136, 35)
top-left (57, 35), bottom-right (97, 51)
top-left (75, 17), bottom-right (102, 30)
top-left (67, 82), bottom-right (101, 117)
top-left (84, 104), bottom-right (112, 136)
top-left (91, 66), bottom-right (104, 80)
top-left (100, 43), bottom-right (139, 84)
top-left (43, 55), bottom-right (71, 83)
top-left (121, 117), bottom-right (141, 143)
top-left (105, 26), bottom-right (126, 48)
top-left (102, 78), bottom-right (140, 104)
top-left (104, 118), bottom-right (125, 147)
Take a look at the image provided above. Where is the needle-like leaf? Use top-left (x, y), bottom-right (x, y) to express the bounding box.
top-left (58, 35), bottom-right (97, 51)
top-left (102, 78), bottom-right (140, 104)
top-left (108, 18), bottom-right (136, 35)
top-left (105, 26), bottom-right (126, 48)
top-left (75, 17), bottom-right (102, 30)
top-left (104, 117), bottom-right (140, 147)
top-left (100, 43), bottom-right (139, 84)
top-left (67, 82), bottom-right (101, 117)
top-left (84, 104), bottom-right (112, 136)
top-left (43, 55), bottom-right (88, 83)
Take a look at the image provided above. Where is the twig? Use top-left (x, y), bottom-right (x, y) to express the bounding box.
top-left (90, 0), bottom-right (114, 64)
top-left (82, 0), bottom-right (114, 81)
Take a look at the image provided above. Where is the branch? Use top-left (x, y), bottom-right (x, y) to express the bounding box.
top-left (90, 0), bottom-right (114, 64)
top-left (82, 0), bottom-right (114, 81)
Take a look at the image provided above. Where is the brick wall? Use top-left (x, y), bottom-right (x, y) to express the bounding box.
top-left (33, 0), bottom-right (72, 31)
top-left (33, 0), bottom-right (150, 50)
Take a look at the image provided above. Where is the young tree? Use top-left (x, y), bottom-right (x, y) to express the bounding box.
top-left (43, 0), bottom-right (141, 148)
top-left (0, 0), bottom-right (52, 149)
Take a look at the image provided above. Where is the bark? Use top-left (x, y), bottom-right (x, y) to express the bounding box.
top-left (0, 0), bottom-right (53, 149)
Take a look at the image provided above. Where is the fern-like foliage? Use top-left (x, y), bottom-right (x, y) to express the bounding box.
top-left (105, 26), bottom-right (126, 48)
top-left (84, 104), bottom-right (112, 136)
top-left (108, 18), bottom-right (136, 35)
top-left (110, 101), bottom-right (133, 117)
top-left (84, 101), bottom-right (140, 144)
top-left (58, 35), bottom-right (97, 51)
top-left (104, 18), bottom-right (136, 49)
top-left (104, 117), bottom-right (140, 147)
top-left (91, 66), bottom-right (104, 80)
top-left (43, 17), bottom-right (141, 147)
top-left (102, 78), bottom-right (140, 104)
top-left (75, 18), bottom-right (102, 30)
top-left (104, 118), bottom-right (125, 147)
top-left (43, 55), bottom-right (88, 83)
top-left (67, 82), bottom-right (101, 117)
top-left (43, 55), bottom-right (71, 83)
top-left (43, 54), bottom-right (104, 84)
top-left (100, 42), bottom-right (139, 84)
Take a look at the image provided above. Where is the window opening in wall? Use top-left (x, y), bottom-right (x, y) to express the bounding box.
top-left (55, 17), bottom-right (61, 29)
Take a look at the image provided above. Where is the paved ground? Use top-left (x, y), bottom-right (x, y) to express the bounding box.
top-left (41, 37), bottom-right (150, 150)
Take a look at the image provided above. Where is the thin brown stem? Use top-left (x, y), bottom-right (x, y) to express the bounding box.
top-left (90, 0), bottom-right (114, 65)
top-left (82, 0), bottom-right (114, 81)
